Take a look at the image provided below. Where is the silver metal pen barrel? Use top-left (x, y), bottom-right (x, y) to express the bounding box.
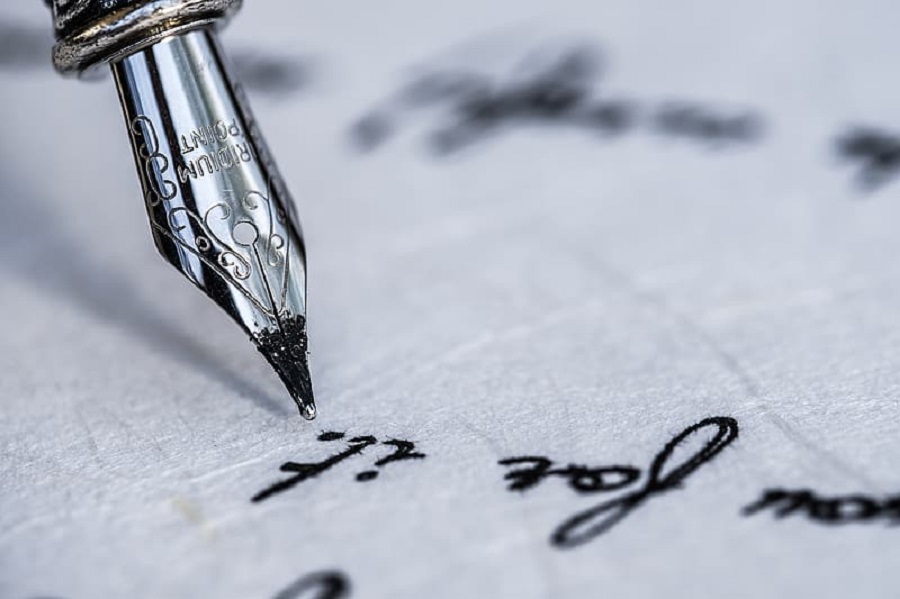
top-left (45, 1), bottom-right (316, 418)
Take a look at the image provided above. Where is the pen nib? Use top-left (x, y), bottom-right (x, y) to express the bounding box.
top-left (254, 317), bottom-right (317, 419)
top-left (111, 30), bottom-right (317, 417)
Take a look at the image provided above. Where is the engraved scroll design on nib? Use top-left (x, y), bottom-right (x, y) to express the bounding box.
top-left (129, 114), bottom-right (293, 323)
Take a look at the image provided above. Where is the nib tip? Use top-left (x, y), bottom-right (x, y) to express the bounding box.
top-left (253, 315), bottom-right (316, 419)
top-left (299, 402), bottom-right (317, 420)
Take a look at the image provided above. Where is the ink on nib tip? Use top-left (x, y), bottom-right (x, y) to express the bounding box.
top-left (253, 315), bottom-right (317, 420)
top-left (299, 401), bottom-right (317, 420)
top-left (284, 360), bottom-right (316, 420)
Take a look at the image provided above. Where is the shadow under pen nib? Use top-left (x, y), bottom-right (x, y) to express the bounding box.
top-left (44, 1), bottom-right (316, 418)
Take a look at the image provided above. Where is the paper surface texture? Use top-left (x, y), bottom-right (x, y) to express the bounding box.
top-left (1, 1), bottom-right (899, 597)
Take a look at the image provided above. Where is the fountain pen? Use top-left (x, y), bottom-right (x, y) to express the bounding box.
top-left (44, 0), bottom-right (316, 419)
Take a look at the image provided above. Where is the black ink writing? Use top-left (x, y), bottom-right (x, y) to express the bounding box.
top-left (272, 570), bottom-right (351, 599)
top-left (500, 456), bottom-right (640, 493)
top-left (252, 432), bottom-right (426, 502)
top-left (743, 488), bottom-right (900, 525)
top-left (356, 438), bottom-right (426, 481)
top-left (352, 44), bottom-right (764, 155)
top-left (653, 103), bottom-right (761, 147)
top-left (499, 416), bottom-right (739, 549)
top-left (26, 570), bottom-right (352, 599)
top-left (836, 126), bottom-right (900, 191)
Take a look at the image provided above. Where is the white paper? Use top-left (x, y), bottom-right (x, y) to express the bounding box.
top-left (2, 1), bottom-right (900, 597)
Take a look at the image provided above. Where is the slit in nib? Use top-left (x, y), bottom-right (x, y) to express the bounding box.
top-left (253, 315), bottom-right (317, 419)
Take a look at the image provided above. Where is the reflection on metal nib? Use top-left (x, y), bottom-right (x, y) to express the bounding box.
top-left (112, 30), bottom-right (315, 417)
top-left (45, 1), bottom-right (316, 417)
